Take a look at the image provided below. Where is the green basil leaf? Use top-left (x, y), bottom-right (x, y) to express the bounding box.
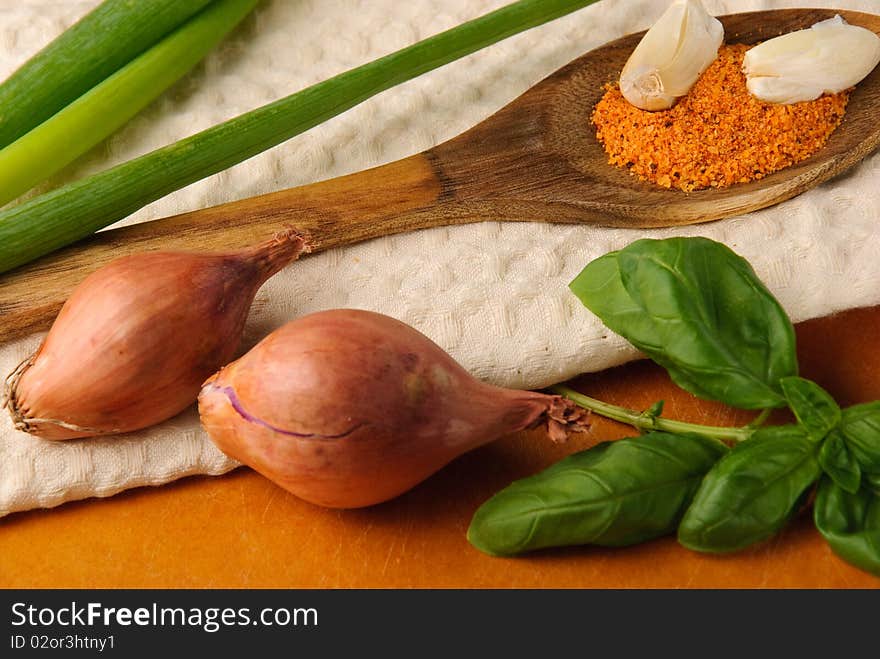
top-left (678, 425), bottom-right (820, 553)
top-left (814, 477), bottom-right (880, 577)
top-left (818, 430), bottom-right (861, 494)
top-left (571, 238), bottom-right (797, 410)
top-left (569, 250), bottom-right (661, 349)
top-left (568, 249), bottom-right (720, 400)
top-left (467, 432), bottom-right (726, 556)
top-left (617, 238), bottom-right (797, 409)
top-left (839, 402), bottom-right (880, 474)
top-left (780, 376), bottom-right (840, 442)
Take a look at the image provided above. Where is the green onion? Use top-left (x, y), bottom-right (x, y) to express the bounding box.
top-left (0, 0), bottom-right (258, 208)
top-left (0, 0), bottom-right (216, 150)
top-left (0, 0), bottom-right (598, 275)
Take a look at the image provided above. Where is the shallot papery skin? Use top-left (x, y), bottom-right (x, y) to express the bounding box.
top-left (4, 232), bottom-right (306, 440)
top-left (198, 309), bottom-right (590, 508)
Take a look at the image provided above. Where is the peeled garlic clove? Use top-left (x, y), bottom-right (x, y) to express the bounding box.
top-left (4, 232), bottom-right (306, 440)
top-left (619, 0), bottom-right (724, 111)
top-left (743, 15), bottom-right (880, 104)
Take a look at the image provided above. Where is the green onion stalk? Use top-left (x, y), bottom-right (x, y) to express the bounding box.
top-left (0, 0), bottom-right (599, 275)
top-left (0, 0), bottom-right (216, 149)
top-left (0, 0), bottom-right (259, 208)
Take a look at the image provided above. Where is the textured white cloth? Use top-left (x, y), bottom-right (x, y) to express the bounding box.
top-left (1, 0), bottom-right (878, 517)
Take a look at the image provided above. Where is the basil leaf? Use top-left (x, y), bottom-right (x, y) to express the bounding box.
top-left (467, 432), bottom-right (726, 556)
top-left (571, 238), bottom-right (797, 410)
top-left (839, 402), bottom-right (880, 474)
top-left (568, 248), bottom-right (721, 400)
top-left (814, 477), bottom-right (880, 577)
top-left (819, 430), bottom-right (862, 494)
top-left (678, 425), bottom-right (820, 553)
top-left (865, 473), bottom-right (880, 490)
top-left (780, 376), bottom-right (840, 442)
top-left (569, 251), bottom-right (661, 348)
top-left (617, 238), bottom-right (797, 409)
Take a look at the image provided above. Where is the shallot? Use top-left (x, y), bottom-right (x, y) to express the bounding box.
top-left (4, 231), bottom-right (306, 439)
top-left (198, 309), bottom-right (590, 508)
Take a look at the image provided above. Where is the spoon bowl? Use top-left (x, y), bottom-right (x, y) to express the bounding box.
top-left (433, 7), bottom-right (880, 226)
top-left (0, 8), bottom-right (878, 342)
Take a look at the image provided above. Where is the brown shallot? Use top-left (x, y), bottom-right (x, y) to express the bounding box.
top-left (4, 231), bottom-right (306, 440)
top-left (198, 309), bottom-right (590, 508)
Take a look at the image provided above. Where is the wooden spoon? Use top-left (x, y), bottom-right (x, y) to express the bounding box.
top-left (1, 8), bottom-right (878, 343)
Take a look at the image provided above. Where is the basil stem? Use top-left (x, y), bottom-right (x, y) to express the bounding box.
top-left (0, 0), bottom-right (599, 274)
top-left (550, 385), bottom-right (761, 444)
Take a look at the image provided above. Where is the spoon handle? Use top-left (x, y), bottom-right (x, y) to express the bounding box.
top-left (0, 153), bottom-right (475, 343)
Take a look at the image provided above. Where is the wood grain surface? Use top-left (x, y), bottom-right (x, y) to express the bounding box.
top-left (2, 306), bottom-right (878, 588)
top-left (1, 8), bottom-right (878, 344)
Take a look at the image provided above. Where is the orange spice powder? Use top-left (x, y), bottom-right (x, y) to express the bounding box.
top-left (591, 44), bottom-right (850, 192)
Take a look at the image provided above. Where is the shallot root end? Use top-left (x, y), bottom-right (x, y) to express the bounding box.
top-left (4, 355), bottom-right (122, 437)
top-left (2, 354), bottom-right (34, 431)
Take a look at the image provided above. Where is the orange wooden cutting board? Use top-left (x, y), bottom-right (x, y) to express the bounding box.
top-left (1, 306), bottom-right (878, 588)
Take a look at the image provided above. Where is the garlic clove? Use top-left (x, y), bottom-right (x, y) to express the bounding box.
top-left (619, 0), bottom-right (724, 111)
top-left (743, 15), bottom-right (880, 104)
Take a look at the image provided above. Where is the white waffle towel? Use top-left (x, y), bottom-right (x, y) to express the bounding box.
top-left (1, 0), bottom-right (878, 516)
